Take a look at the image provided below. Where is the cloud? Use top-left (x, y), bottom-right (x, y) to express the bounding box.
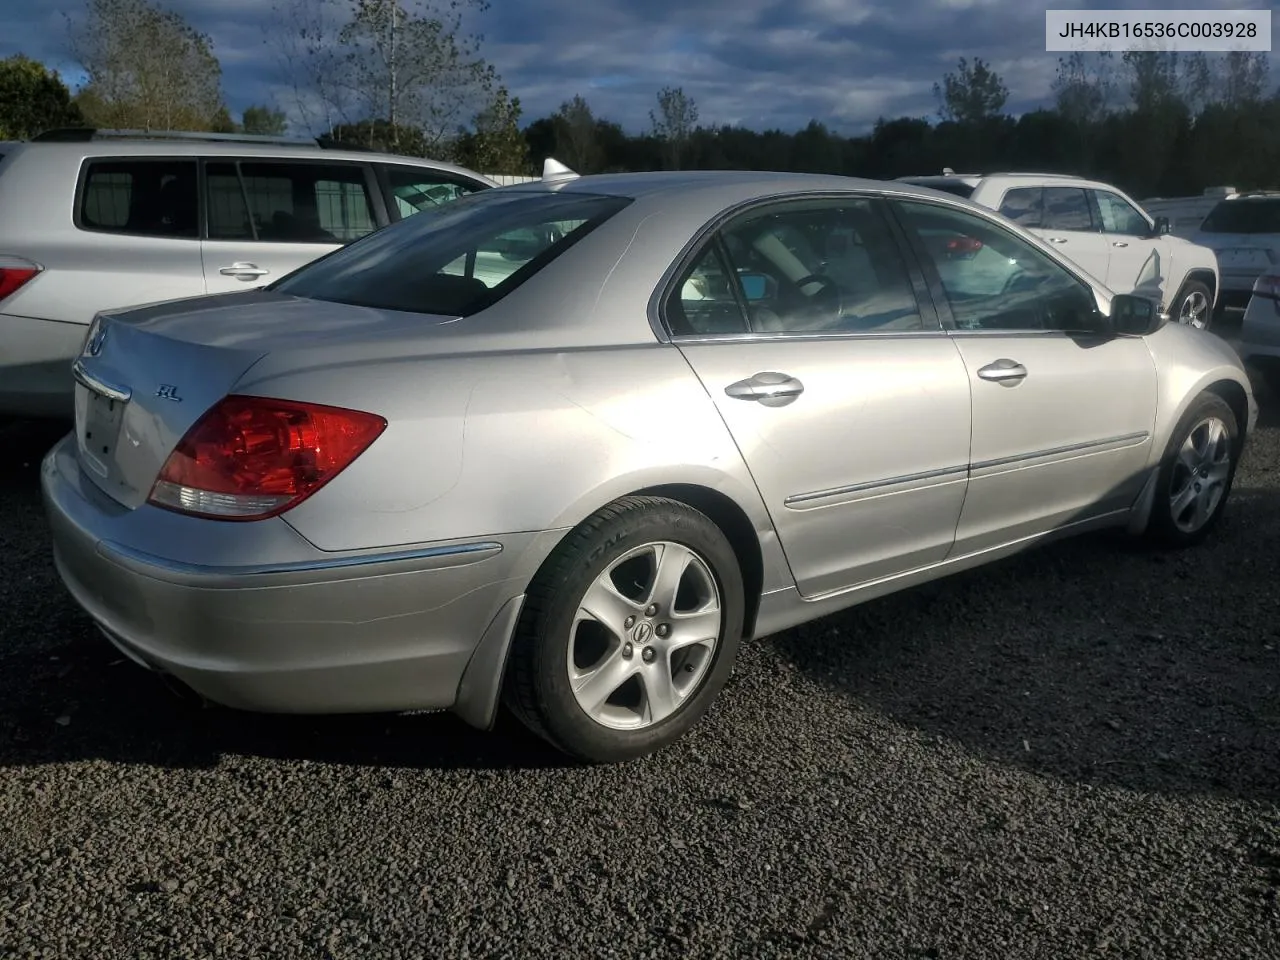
top-left (1, 0), bottom-right (1276, 136)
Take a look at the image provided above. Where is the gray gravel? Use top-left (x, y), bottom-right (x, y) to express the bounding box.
top-left (1, 376), bottom-right (1278, 958)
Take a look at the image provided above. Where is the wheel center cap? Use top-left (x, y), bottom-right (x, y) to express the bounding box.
top-left (632, 621), bottom-right (653, 644)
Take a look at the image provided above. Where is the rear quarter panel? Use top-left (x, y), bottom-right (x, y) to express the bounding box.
top-left (242, 342), bottom-right (788, 585)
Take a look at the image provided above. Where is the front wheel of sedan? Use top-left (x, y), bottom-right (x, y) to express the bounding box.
top-left (504, 496), bottom-right (745, 763)
top-left (1144, 392), bottom-right (1240, 548)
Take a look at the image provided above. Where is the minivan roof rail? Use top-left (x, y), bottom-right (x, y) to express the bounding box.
top-left (31, 127), bottom-right (320, 148)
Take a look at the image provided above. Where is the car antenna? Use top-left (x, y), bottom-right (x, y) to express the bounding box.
top-left (542, 157), bottom-right (580, 181)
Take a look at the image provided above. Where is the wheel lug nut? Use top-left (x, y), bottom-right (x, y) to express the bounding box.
top-left (656, 623), bottom-right (670, 638)
top-left (645, 604), bottom-right (659, 617)
top-left (622, 643), bottom-right (633, 659)
top-left (642, 647), bottom-right (656, 663)
top-left (624, 616), bottom-right (636, 629)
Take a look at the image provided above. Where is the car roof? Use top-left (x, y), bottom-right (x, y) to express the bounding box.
top-left (7, 131), bottom-right (495, 183)
top-left (497, 168), bottom-right (975, 205)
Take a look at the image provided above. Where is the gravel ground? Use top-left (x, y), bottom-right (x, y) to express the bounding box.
top-left (1, 374), bottom-right (1278, 958)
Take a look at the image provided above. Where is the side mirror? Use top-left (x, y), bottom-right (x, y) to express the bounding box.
top-left (1153, 216), bottom-right (1171, 236)
top-left (1110, 293), bottom-right (1164, 335)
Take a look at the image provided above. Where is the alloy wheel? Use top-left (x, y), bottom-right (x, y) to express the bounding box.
top-left (566, 540), bottom-right (721, 730)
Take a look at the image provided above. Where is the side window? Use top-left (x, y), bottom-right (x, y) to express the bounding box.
top-left (897, 200), bottom-right (1102, 333)
top-left (710, 198), bottom-right (924, 334)
top-left (1041, 187), bottom-right (1095, 231)
top-left (79, 159), bottom-right (198, 239)
top-left (382, 165), bottom-right (487, 219)
top-left (231, 161), bottom-right (376, 243)
top-left (205, 162), bottom-right (253, 240)
top-left (665, 243), bottom-right (750, 337)
top-left (998, 187), bottom-right (1043, 227)
top-left (1093, 190), bottom-right (1151, 236)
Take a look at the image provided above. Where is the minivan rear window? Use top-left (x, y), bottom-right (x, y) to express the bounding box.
top-left (1199, 198), bottom-right (1280, 234)
top-left (270, 190), bottom-right (632, 317)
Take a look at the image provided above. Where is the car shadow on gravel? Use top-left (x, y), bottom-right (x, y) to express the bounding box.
top-left (0, 419), bottom-right (575, 773)
top-left (771, 483), bottom-right (1280, 804)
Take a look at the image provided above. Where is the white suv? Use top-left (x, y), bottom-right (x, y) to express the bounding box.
top-left (0, 128), bottom-right (499, 420)
top-left (898, 171), bottom-right (1221, 330)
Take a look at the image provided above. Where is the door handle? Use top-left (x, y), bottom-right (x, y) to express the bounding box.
top-left (976, 359), bottom-right (1028, 383)
top-left (1045, 237), bottom-right (1069, 244)
top-left (725, 371), bottom-right (805, 405)
top-left (1112, 241), bottom-right (1129, 248)
top-left (219, 262), bottom-right (270, 280)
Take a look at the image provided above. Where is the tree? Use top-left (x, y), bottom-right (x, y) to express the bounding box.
top-left (67, 0), bottom-right (227, 131)
top-left (241, 104), bottom-right (289, 136)
top-left (1052, 51), bottom-right (1116, 126)
top-left (454, 85), bottom-right (528, 174)
top-left (0, 55), bottom-right (83, 139)
top-left (551, 95), bottom-right (603, 173)
top-left (1219, 51), bottom-right (1269, 107)
top-left (1123, 50), bottom-right (1183, 113)
top-left (933, 57), bottom-right (1009, 124)
top-left (269, 0), bottom-right (498, 156)
top-left (649, 86), bottom-right (698, 170)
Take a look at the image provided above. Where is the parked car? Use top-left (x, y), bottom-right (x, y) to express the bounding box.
top-left (1189, 192), bottom-right (1280, 312)
top-left (1141, 185), bottom-right (1239, 239)
top-left (897, 171), bottom-right (1222, 330)
top-left (1236, 272), bottom-right (1280, 392)
top-left (42, 169), bottom-right (1256, 764)
top-left (0, 127), bottom-right (498, 421)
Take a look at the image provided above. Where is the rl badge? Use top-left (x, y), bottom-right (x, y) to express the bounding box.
top-left (155, 384), bottom-right (183, 402)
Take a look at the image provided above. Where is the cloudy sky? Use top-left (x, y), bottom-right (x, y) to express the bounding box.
top-left (1, 0), bottom-right (1275, 135)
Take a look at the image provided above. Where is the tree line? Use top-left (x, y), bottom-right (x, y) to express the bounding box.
top-left (1, 0), bottom-right (1277, 200)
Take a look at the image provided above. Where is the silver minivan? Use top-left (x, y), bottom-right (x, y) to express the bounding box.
top-left (0, 128), bottom-right (499, 420)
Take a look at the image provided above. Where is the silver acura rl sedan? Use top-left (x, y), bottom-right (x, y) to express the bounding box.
top-left (42, 170), bottom-right (1257, 763)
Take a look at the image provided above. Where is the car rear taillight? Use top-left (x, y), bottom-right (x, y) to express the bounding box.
top-left (0, 255), bottom-right (41, 302)
top-left (1252, 273), bottom-right (1280, 301)
top-left (147, 395), bottom-right (387, 521)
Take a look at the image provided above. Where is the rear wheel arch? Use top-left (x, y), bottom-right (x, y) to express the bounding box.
top-left (631, 483), bottom-right (765, 640)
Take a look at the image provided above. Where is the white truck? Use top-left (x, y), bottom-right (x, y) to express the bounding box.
top-left (897, 171), bottom-right (1223, 331)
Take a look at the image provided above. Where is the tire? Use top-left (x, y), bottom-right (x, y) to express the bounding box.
top-left (1169, 279), bottom-right (1214, 331)
top-left (1144, 391), bottom-right (1240, 548)
top-left (503, 495), bottom-right (745, 763)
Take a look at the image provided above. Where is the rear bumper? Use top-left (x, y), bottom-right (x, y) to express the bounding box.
top-left (40, 434), bottom-right (533, 717)
top-left (0, 313), bottom-right (86, 419)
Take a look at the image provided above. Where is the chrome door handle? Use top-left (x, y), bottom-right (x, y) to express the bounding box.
top-left (219, 262), bottom-right (270, 280)
top-left (1112, 241), bottom-right (1129, 248)
top-left (977, 359), bottom-right (1028, 383)
top-left (1046, 237), bottom-right (1069, 243)
top-left (725, 371), bottom-right (805, 405)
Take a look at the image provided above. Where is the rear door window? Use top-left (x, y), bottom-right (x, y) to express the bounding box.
top-left (206, 160), bottom-right (378, 243)
top-left (79, 158), bottom-right (199, 239)
top-left (1041, 188), bottom-right (1095, 231)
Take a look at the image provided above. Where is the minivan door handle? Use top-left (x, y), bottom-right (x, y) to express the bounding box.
top-left (725, 372), bottom-right (805, 406)
top-left (1045, 237), bottom-right (1069, 244)
top-left (977, 359), bottom-right (1028, 384)
top-left (219, 262), bottom-right (270, 281)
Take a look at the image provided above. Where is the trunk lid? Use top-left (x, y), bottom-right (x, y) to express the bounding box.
top-left (71, 290), bottom-right (462, 509)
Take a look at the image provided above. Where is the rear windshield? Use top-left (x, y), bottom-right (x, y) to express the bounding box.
top-left (270, 190), bottom-right (632, 316)
top-left (1198, 198), bottom-right (1280, 234)
top-left (900, 179), bottom-right (976, 199)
